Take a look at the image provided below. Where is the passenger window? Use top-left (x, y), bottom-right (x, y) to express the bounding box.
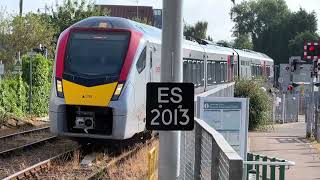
top-left (136, 47), bottom-right (147, 73)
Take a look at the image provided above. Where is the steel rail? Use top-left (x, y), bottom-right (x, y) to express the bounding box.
top-left (0, 126), bottom-right (49, 140)
top-left (3, 146), bottom-right (81, 180)
top-left (0, 136), bottom-right (57, 155)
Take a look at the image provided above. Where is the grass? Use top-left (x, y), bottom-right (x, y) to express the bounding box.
top-left (106, 139), bottom-right (159, 180)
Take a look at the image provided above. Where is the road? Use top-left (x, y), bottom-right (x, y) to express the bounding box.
top-left (249, 116), bottom-right (320, 180)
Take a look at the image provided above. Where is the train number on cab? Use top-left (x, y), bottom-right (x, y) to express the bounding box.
top-left (146, 82), bottom-right (194, 130)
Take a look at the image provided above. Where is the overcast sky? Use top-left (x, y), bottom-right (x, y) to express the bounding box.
top-left (1, 0), bottom-right (320, 41)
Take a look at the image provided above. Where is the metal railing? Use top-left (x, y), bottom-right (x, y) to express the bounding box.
top-left (180, 118), bottom-right (243, 180)
top-left (245, 153), bottom-right (295, 180)
top-left (180, 82), bottom-right (243, 180)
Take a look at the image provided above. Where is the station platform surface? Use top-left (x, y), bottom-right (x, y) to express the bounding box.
top-left (249, 116), bottom-right (320, 180)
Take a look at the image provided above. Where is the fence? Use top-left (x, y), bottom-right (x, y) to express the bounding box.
top-left (179, 118), bottom-right (243, 180)
top-left (245, 153), bottom-right (295, 180)
top-left (274, 93), bottom-right (299, 123)
top-left (179, 82), bottom-right (244, 180)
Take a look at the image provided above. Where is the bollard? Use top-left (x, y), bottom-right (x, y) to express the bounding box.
top-left (248, 169), bottom-right (257, 180)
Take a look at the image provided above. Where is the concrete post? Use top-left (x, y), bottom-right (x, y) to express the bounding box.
top-left (159, 0), bottom-right (183, 179)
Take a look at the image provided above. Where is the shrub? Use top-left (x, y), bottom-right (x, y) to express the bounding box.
top-left (234, 79), bottom-right (273, 130)
top-left (0, 76), bottom-right (27, 117)
top-left (22, 54), bottom-right (52, 116)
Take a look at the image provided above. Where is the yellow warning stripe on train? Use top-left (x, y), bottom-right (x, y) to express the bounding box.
top-left (62, 80), bottom-right (117, 107)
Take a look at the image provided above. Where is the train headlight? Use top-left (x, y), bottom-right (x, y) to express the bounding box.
top-left (112, 83), bottom-right (124, 100)
top-left (56, 78), bottom-right (64, 98)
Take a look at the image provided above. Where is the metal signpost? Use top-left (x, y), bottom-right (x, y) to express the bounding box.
top-left (197, 97), bottom-right (249, 159)
top-left (0, 61), bottom-right (4, 81)
top-left (28, 51), bottom-right (37, 114)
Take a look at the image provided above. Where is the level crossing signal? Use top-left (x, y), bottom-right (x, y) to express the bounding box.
top-left (304, 41), bottom-right (320, 60)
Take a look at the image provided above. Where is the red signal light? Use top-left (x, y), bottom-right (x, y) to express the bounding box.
top-left (287, 85), bottom-right (293, 91)
top-left (309, 45), bottom-right (315, 52)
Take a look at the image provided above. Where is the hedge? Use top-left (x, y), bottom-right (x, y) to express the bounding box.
top-left (0, 76), bottom-right (27, 117)
top-left (0, 54), bottom-right (53, 121)
top-left (22, 54), bottom-right (52, 116)
top-left (234, 79), bottom-right (273, 130)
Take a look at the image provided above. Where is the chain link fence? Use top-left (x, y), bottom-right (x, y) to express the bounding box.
top-left (274, 93), bottom-right (300, 123)
top-left (179, 83), bottom-right (243, 180)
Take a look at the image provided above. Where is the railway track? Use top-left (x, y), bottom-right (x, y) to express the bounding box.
top-left (0, 126), bottom-right (57, 155)
top-left (2, 135), bottom-right (158, 180)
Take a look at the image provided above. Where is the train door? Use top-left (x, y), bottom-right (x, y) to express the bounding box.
top-left (134, 45), bottom-right (148, 130)
top-left (146, 43), bottom-right (161, 82)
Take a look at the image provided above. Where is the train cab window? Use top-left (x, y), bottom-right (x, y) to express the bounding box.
top-left (64, 31), bottom-right (130, 77)
top-left (136, 47), bottom-right (147, 73)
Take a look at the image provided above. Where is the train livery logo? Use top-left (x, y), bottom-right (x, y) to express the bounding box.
top-left (146, 82), bottom-right (194, 131)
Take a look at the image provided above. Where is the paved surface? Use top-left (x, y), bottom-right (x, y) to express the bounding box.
top-left (249, 117), bottom-right (320, 180)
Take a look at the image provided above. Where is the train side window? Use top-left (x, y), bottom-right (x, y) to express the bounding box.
top-left (192, 61), bottom-right (197, 86)
top-left (183, 60), bottom-right (187, 82)
top-left (200, 61), bottom-right (204, 86)
top-left (207, 62), bottom-right (212, 85)
top-left (212, 62), bottom-right (216, 83)
top-left (188, 61), bottom-right (192, 83)
top-left (136, 47), bottom-right (147, 73)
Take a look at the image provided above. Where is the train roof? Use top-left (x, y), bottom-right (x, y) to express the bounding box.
top-left (234, 49), bottom-right (273, 62)
top-left (71, 16), bottom-right (273, 63)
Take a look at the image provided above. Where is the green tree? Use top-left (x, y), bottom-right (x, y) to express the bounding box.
top-left (216, 40), bottom-right (232, 47)
top-left (233, 34), bottom-right (253, 49)
top-left (0, 13), bottom-right (55, 65)
top-left (230, 0), bottom-right (318, 64)
top-left (50, 0), bottom-right (109, 38)
top-left (207, 35), bottom-right (213, 41)
top-left (288, 31), bottom-right (319, 57)
top-left (184, 21), bottom-right (208, 40)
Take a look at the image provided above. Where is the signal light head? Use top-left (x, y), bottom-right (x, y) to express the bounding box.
top-left (309, 45), bottom-right (315, 52)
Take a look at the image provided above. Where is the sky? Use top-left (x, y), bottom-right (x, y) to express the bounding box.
top-left (1, 0), bottom-right (320, 41)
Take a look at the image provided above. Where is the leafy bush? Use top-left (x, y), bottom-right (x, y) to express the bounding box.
top-left (234, 79), bottom-right (273, 130)
top-left (0, 76), bottom-right (27, 117)
top-left (22, 54), bottom-right (52, 116)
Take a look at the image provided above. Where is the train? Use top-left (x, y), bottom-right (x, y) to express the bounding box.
top-left (49, 16), bottom-right (274, 140)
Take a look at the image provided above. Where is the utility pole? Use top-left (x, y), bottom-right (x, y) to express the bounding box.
top-left (136, 0), bottom-right (139, 18)
top-left (159, 0), bottom-right (183, 179)
top-left (19, 0), bottom-right (23, 16)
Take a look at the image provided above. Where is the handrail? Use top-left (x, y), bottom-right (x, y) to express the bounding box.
top-left (244, 160), bottom-right (295, 167)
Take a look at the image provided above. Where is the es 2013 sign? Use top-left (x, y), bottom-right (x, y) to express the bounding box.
top-left (146, 82), bottom-right (194, 131)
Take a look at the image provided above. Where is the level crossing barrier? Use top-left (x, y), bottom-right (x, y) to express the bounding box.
top-left (179, 82), bottom-right (244, 179)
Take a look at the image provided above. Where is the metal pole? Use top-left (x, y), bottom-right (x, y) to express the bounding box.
top-left (159, 0), bottom-right (183, 179)
top-left (29, 57), bottom-right (32, 114)
top-left (282, 93), bottom-right (285, 124)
